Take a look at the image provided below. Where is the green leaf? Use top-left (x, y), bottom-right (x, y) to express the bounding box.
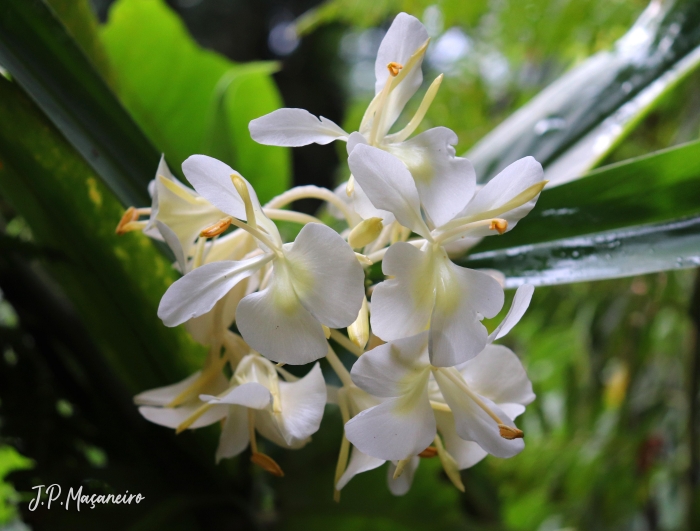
top-left (476, 139), bottom-right (700, 252)
top-left (0, 76), bottom-right (203, 392)
top-left (0, 0), bottom-right (159, 207)
top-left (467, 0), bottom-right (700, 186)
top-left (101, 0), bottom-right (290, 203)
top-left (460, 215), bottom-right (700, 288)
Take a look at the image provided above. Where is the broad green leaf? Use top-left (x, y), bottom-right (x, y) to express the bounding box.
top-left (461, 215), bottom-right (700, 288)
top-left (467, 0), bottom-right (700, 186)
top-left (475, 139), bottom-right (700, 252)
top-left (101, 0), bottom-right (290, 203)
top-left (0, 0), bottom-right (159, 207)
top-left (0, 76), bottom-right (203, 392)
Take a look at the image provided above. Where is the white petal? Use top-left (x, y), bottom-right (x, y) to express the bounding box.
top-left (459, 344), bottom-right (535, 407)
top-left (352, 180), bottom-right (396, 225)
top-left (215, 405), bottom-right (249, 462)
top-left (375, 13), bottom-right (428, 131)
top-left (254, 409), bottom-right (307, 449)
top-left (249, 108), bottom-right (348, 147)
top-left (350, 332), bottom-right (430, 398)
top-left (348, 145), bottom-right (430, 238)
top-left (156, 220), bottom-right (187, 274)
top-left (434, 370), bottom-right (524, 458)
top-left (458, 156), bottom-right (544, 233)
top-left (284, 223), bottom-right (365, 328)
top-left (235, 275), bottom-right (328, 364)
top-left (158, 254), bottom-right (272, 327)
top-left (143, 155), bottom-right (177, 239)
top-left (201, 382), bottom-right (272, 409)
top-left (134, 371), bottom-right (202, 406)
top-left (386, 127), bottom-right (475, 227)
top-left (370, 242), bottom-right (435, 342)
top-left (387, 456), bottom-right (420, 496)
top-left (336, 447), bottom-right (385, 490)
top-left (182, 155), bottom-right (255, 220)
top-left (435, 411), bottom-right (488, 469)
top-left (488, 284), bottom-right (534, 342)
top-left (138, 402), bottom-right (228, 429)
top-left (344, 387), bottom-right (435, 461)
top-left (429, 255), bottom-right (504, 367)
top-left (274, 363), bottom-right (327, 443)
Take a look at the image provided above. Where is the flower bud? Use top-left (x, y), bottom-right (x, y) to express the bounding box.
top-left (348, 217), bottom-right (383, 249)
top-left (347, 297), bottom-right (369, 349)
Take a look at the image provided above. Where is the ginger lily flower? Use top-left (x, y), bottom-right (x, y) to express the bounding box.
top-left (157, 155), bottom-right (365, 364)
top-left (200, 354), bottom-right (326, 466)
top-left (249, 12), bottom-right (473, 228)
top-left (348, 144), bottom-right (544, 366)
top-left (344, 330), bottom-right (534, 462)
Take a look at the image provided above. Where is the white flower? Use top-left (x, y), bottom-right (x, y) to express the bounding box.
top-left (201, 354), bottom-right (326, 465)
top-left (249, 13), bottom-right (473, 228)
top-left (349, 144), bottom-right (544, 366)
top-left (157, 155), bottom-right (366, 364)
top-left (344, 285), bottom-right (535, 462)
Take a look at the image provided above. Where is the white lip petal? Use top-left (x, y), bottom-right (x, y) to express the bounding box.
top-left (249, 108), bottom-right (348, 147)
top-left (201, 382), bottom-right (272, 409)
top-left (386, 127), bottom-right (476, 228)
top-left (488, 284), bottom-right (534, 342)
top-left (429, 257), bottom-right (504, 367)
top-left (350, 332), bottom-right (430, 398)
top-left (156, 220), bottom-right (188, 274)
top-left (254, 409), bottom-right (308, 449)
top-left (158, 254), bottom-right (272, 327)
top-left (434, 370), bottom-right (524, 458)
top-left (434, 410), bottom-right (488, 469)
top-left (182, 155), bottom-right (255, 220)
top-left (235, 277), bottom-right (328, 364)
top-left (348, 145), bottom-right (431, 239)
top-left (336, 446), bottom-right (385, 490)
top-left (284, 223), bottom-right (365, 329)
top-left (275, 363), bottom-right (327, 443)
top-left (458, 156), bottom-right (544, 234)
top-left (351, 179), bottom-right (396, 225)
top-left (215, 405), bottom-right (249, 462)
top-left (344, 388), bottom-right (435, 461)
top-left (387, 456), bottom-right (420, 496)
top-left (134, 371), bottom-right (202, 406)
top-left (370, 242), bottom-right (435, 342)
top-left (459, 345), bottom-right (536, 407)
top-left (138, 402), bottom-right (228, 429)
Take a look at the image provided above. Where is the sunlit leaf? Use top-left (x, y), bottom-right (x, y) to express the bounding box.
top-left (467, 0), bottom-right (700, 186)
top-left (101, 0), bottom-right (291, 202)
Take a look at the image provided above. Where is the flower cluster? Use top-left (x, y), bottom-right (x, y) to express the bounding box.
top-left (117, 12), bottom-right (546, 498)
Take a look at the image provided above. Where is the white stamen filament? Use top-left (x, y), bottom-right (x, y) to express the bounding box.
top-left (225, 216), bottom-right (282, 256)
top-left (231, 174), bottom-right (258, 230)
top-left (393, 458), bottom-right (411, 479)
top-left (329, 329), bottom-right (364, 357)
top-left (333, 389), bottom-right (352, 502)
top-left (438, 367), bottom-right (504, 425)
top-left (325, 344), bottom-right (354, 387)
top-left (387, 74), bottom-right (444, 143)
top-left (192, 235), bottom-right (207, 269)
top-left (265, 185), bottom-right (357, 227)
top-left (433, 218), bottom-right (508, 245)
top-left (263, 208), bottom-right (322, 225)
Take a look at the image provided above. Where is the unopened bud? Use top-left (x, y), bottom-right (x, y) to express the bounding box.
top-left (349, 217), bottom-right (383, 249)
top-left (346, 175), bottom-right (355, 197)
top-left (418, 446), bottom-right (438, 458)
top-left (498, 424), bottom-right (524, 440)
top-left (489, 219), bottom-right (508, 235)
top-left (116, 207), bottom-right (139, 235)
top-left (348, 297), bottom-right (369, 349)
top-left (251, 452), bottom-right (285, 477)
top-left (200, 217), bottom-right (233, 238)
top-left (387, 62), bottom-right (403, 77)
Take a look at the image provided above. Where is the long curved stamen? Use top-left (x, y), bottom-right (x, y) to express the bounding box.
top-left (201, 216), bottom-right (281, 255)
top-left (440, 181), bottom-right (549, 232)
top-left (387, 74), bottom-right (444, 143)
top-left (333, 389), bottom-right (352, 502)
top-left (433, 218), bottom-right (508, 245)
top-left (166, 354), bottom-right (228, 407)
top-left (369, 62), bottom-right (402, 145)
top-left (325, 344), bottom-right (354, 387)
top-left (329, 329), bottom-right (364, 357)
top-left (433, 435), bottom-right (465, 492)
top-left (264, 185), bottom-right (357, 228)
top-left (263, 208), bottom-right (322, 225)
top-left (438, 367), bottom-right (524, 441)
top-left (231, 173), bottom-right (258, 230)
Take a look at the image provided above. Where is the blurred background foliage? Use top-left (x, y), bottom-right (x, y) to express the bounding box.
top-left (0, 0), bottom-right (699, 530)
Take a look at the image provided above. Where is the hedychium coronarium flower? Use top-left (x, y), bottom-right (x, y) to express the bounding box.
top-left (342, 311), bottom-right (534, 472)
top-left (249, 13), bottom-right (474, 230)
top-left (155, 155), bottom-right (366, 364)
top-left (346, 143), bottom-right (545, 366)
